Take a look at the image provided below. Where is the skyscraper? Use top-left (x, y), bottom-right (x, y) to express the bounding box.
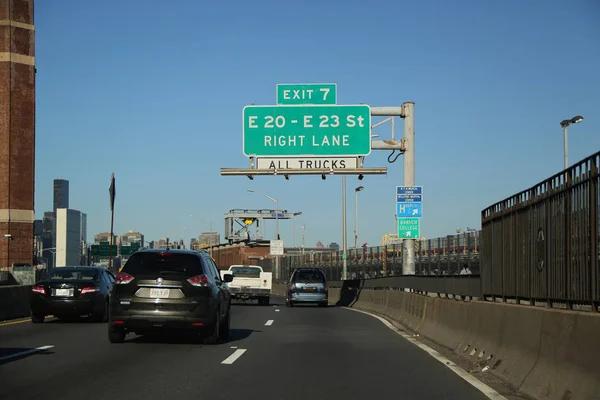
top-left (80, 213), bottom-right (87, 244)
top-left (55, 208), bottom-right (82, 267)
top-left (53, 179), bottom-right (69, 212)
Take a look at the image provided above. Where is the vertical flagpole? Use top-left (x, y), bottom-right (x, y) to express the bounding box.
top-left (108, 173), bottom-right (116, 273)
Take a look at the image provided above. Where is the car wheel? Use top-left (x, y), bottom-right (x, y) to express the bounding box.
top-left (31, 313), bottom-right (45, 323)
top-left (204, 309), bottom-right (221, 345)
top-left (286, 300), bottom-right (293, 307)
top-left (219, 306), bottom-right (230, 341)
top-left (108, 327), bottom-right (126, 343)
top-left (318, 302), bottom-right (328, 307)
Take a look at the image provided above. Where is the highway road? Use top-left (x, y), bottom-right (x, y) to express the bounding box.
top-left (1, 296), bottom-right (495, 400)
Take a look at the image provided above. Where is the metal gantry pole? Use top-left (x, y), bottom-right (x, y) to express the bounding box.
top-left (563, 126), bottom-right (568, 170)
top-left (354, 189), bottom-right (358, 250)
top-left (402, 101), bottom-right (416, 275)
top-left (342, 175), bottom-right (348, 280)
top-left (275, 199), bottom-right (279, 280)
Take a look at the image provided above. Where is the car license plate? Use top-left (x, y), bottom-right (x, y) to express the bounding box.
top-left (54, 288), bottom-right (72, 297)
top-left (305, 287), bottom-right (313, 292)
top-left (149, 288), bottom-right (170, 298)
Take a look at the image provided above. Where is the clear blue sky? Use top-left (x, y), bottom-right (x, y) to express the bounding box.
top-left (34, 0), bottom-right (600, 247)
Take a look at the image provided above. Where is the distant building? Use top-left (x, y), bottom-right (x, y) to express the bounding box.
top-left (53, 179), bottom-right (69, 213)
top-left (94, 232), bottom-right (117, 244)
top-left (156, 238), bottom-right (169, 248)
top-left (121, 230), bottom-right (144, 246)
top-left (199, 232), bottom-right (220, 247)
top-left (190, 238), bottom-right (198, 249)
top-left (55, 208), bottom-right (82, 266)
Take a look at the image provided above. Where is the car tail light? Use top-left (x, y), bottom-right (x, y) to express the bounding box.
top-left (324, 285), bottom-right (329, 292)
top-left (289, 283), bottom-right (295, 291)
top-left (32, 285), bottom-right (46, 295)
top-left (263, 279), bottom-right (267, 283)
top-left (187, 274), bottom-right (209, 287)
top-left (115, 272), bottom-right (134, 285)
top-left (81, 286), bottom-right (99, 294)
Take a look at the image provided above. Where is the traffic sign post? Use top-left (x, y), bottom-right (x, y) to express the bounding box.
top-left (396, 202), bottom-right (422, 218)
top-left (397, 218), bottom-right (420, 238)
top-left (277, 83), bottom-right (337, 105)
top-left (270, 239), bottom-right (284, 256)
top-left (396, 185), bottom-right (423, 241)
top-left (242, 105), bottom-right (371, 157)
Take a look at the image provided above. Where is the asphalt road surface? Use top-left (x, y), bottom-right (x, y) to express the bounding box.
top-left (1, 296), bottom-right (493, 400)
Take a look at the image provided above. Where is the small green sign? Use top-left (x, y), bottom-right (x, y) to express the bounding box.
top-left (91, 242), bottom-right (118, 257)
top-left (276, 83), bottom-right (337, 105)
top-left (120, 242), bottom-right (141, 256)
top-left (242, 105), bottom-right (371, 157)
top-left (397, 217), bottom-right (420, 238)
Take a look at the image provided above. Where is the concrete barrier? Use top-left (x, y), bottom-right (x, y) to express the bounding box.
top-left (0, 285), bottom-right (32, 321)
top-left (273, 282), bottom-right (600, 400)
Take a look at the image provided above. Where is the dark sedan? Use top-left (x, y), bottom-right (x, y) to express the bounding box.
top-left (30, 266), bottom-right (115, 323)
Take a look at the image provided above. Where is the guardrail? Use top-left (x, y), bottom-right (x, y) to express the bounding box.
top-left (264, 238), bottom-right (481, 283)
top-left (327, 275), bottom-right (481, 298)
top-left (482, 151), bottom-right (599, 310)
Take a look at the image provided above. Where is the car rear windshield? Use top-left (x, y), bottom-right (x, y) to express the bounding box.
top-left (122, 252), bottom-right (205, 277)
top-left (230, 266), bottom-right (261, 278)
top-left (294, 270), bottom-right (325, 283)
top-left (47, 269), bottom-right (98, 281)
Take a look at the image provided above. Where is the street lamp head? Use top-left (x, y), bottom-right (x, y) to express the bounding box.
top-left (294, 212), bottom-right (302, 216)
top-left (246, 189), bottom-right (255, 192)
top-left (355, 186), bottom-right (364, 192)
top-left (571, 115), bottom-right (583, 124)
top-left (560, 119), bottom-right (571, 128)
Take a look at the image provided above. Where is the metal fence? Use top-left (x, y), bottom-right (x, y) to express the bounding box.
top-left (482, 151), bottom-right (599, 309)
top-left (327, 275), bottom-right (482, 298)
top-left (262, 232), bottom-right (481, 283)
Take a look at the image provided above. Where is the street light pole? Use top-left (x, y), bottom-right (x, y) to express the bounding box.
top-left (247, 189), bottom-right (280, 279)
top-left (560, 115), bottom-right (584, 170)
top-left (342, 176), bottom-right (348, 280)
top-left (354, 186), bottom-right (364, 249)
top-left (293, 212), bottom-right (302, 248)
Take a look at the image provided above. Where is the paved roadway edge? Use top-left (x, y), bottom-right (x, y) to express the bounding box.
top-left (342, 306), bottom-right (509, 400)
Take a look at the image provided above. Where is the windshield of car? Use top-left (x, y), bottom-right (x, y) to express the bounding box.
top-left (47, 269), bottom-right (98, 281)
top-left (294, 270), bottom-right (325, 283)
top-left (122, 252), bottom-right (205, 277)
top-left (230, 266), bottom-right (261, 278)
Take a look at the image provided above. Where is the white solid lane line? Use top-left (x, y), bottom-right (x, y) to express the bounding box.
top-left (265, 319), bottom-right (274, 326)
top-left (275, 309), bottom-right (280, 312)
top-left (0, 345), bottom-right (55, 363)
top-left (221, 349), bottom-right (247, 365)
top-left (343, 308), bottom-right (509, 400)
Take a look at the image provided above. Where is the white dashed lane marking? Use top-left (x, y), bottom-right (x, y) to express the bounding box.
top-left (221, 349), bottom-right (247, 365)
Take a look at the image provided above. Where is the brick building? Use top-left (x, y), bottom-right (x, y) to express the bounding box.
top-left (0, 0), bottom-right (35, 269)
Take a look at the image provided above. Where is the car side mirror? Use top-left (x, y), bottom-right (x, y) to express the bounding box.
top-left (223, 274), bottom-right (234, 283)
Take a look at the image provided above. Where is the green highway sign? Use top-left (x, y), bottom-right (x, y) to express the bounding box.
top-left (120, 242), bottom-right (141, 256)
top-left (91, 242), bottom-right (118, 257)
top-left (242, 105), bottom-right (371, 157)
top-left (397, 217), bottom-right (420, 238)
top-left (277, 83), bottom-right (337, 105)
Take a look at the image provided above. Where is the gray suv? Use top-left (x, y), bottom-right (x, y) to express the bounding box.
top-left (108, 248), bottom-right (233, 344)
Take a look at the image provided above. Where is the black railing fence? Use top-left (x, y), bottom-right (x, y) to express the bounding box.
top-left (262, 151), bottom-right (600, 311)
top-left (263, 232), bottom-right (481, 283)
